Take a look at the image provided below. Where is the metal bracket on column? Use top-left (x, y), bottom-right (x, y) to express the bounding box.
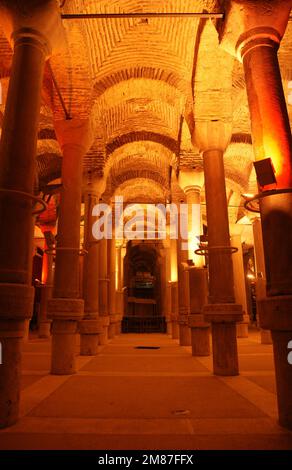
top-left (195, 246), bottom-right (238, 256)
top-left (243, 188), bottom-right (292, 213)
top-left (0, 188), bottom-right (47, 215)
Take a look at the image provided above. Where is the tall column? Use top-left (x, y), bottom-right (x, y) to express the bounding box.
top-left (179, 177), bottom-right (210, 355)
top-left (176, 205), bottom-right (191, 346)
top-left (230, 227), bottom-right (250, 338)
top-left (99, 237), bottom-right (110, 344)
top-left (108, 236), bottom-right (117, 339)
top-left (115, 243), bottom-right (123, 335)
top-left (79, 185), bottom-right (103, 356)
top-left (48, 119), bottom-right (93, 375)
top-left (188, 266), bottom-right (210, 356)
top-left (195, 121), bottom-right (243, 376)
top-left (220, 0), bottom-right (292, 428)
top-left (252, 217), bottom-right (272, 344)
top-left (164, 240), bottom-right (172, 335)
top-left (169, 238), bottom-right (179, 339)
top-left (38, 240), bottom-right (54, 338)
top-left (0, 0), bottom-right (63, 427)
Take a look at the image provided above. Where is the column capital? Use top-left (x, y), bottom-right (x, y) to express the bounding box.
top-left (83, 176), bottom-right (106, 200)
top-left (194, 120), bottom-right (232, 153)
top-left (0, 0), bottom-right (65, 57)
top-left (184, 185), bottom-right (201, 198)
top-left (54, 119), bottom-right (94, 155)
top-left (218, 0), bottom-right (291, 60)
top-left (178, 169), bottom-right (204, 193)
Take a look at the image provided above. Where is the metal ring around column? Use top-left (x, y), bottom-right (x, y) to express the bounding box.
top-left (243, 188), bottom-right (292, 213)
top-left (45, 247), bottom-right (88, 256)
top-left (195, 246), bottom-right (238, 256)
top-left (0, 188), bottom-right (47, 215)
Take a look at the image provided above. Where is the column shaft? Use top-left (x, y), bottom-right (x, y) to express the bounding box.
top-left (177, 212), bottom-right (191, 346)
top-left (0, 30), bottom-right (48, 428)
top-left (99, 237), bottom-right (109, 344)
top-left (108, 237), bottom-right (116, 339)
top-left (79, 192), bottom-right (102, 355)
top-left (203, 149), bottom-right (242, 375)
top-left (242, 37), bottom-right (292, 429)
top-left (49, 120), bottom-right (91, 375)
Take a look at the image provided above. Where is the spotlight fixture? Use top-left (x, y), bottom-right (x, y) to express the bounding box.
top-left (253, 158), bottom-right (277, 187)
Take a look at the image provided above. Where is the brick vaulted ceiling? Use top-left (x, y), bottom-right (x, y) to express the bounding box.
top-left (0, 1), bottom-right (292, 221)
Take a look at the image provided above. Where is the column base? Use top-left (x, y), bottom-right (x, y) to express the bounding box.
top-left (48, 298), bottom-right (84, 375)
top-left (38, 321), bottom-right (51, 339)
top-left (236, 314), bottom-right (250, 338)
top-left (23, 318), bottom-right (30, 342)
top-left (258, 295), bottom-right (292, 430)
top-left (0, 320), bottom-right (25, 429)
top-left (189, 314), bottom-right (210, 356)
top-left (166, 318), bottom-right (173, 336)
top-left (108, 316), bottom-right (117, 339)
top-left (79, 319), bottom-right (103, 356)
top-left (204, 304), bottom-right (243, 376)
top-left (99, 316), bottom-right (110, 345)
top-left (171, 318), bottom-right (179, 339)
top-left (51, 320), bottom-right (78, 375)
top-left (0, 284), bottom-right (34, 428)
top-left (114, 316), bottom-right (123, 335)
top-left (179, 322), bottom-right (191, 346)
top-left (261, 329), bottom-right (273, 344)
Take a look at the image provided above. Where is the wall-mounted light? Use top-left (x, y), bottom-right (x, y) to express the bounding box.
top-left (253, 158), bottom-right (277, 188)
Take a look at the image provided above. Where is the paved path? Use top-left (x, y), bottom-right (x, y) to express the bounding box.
top-left (1, 332), bottom-right (292, 449)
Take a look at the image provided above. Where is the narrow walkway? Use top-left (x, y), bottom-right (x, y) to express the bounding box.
top-left (1, 332), bottom-right (292, 450)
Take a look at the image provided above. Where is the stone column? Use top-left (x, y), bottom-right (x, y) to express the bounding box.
top-left (38, 241), bottom-right (54, 338)
top-left (179, 177), bottom-right (210, 355)
top-left (230, 228), bottom-right (250, 338)
top-left (188, 267), bottom-right (210, 356)
top-left (115, 243), bottom-right (123, 335)
top-left (0, 0), bottom-right (63, 427)
top-left (169, 239), bottom-right (179, 338)
top-left (252, 217), bottom-right (272, 344)
top-left (48, 119), bottom-right (93, 375)
top-left (171, 282), bottom-right (179, 339)
top-left (220, 0), bottom-right (292, 427)
top-left (99, 237), bottom-right (110, 344)
top-left (164, 240), bottom-right (172, 335)
top-left (108, 236), bottom-right (117, 339)
top-left (176, 205), bottom-right (191, 346)
top-left (79, 185), bottom-right (103, 356)
top-left (195, 120), bottom-right (243, 376)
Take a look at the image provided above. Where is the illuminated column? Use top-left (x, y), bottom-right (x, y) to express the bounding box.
top-left (179, 172), bottom-right (210, 355)
top-left (252, 217), bottom-right (272, 344)
top-left (99, 237), bottom-right (110, 344)
top-left (220, 0), bottom-right (292, 428)
top-left (195, 120), bottom-right (243, 375)
top-left (164, 240), bottom-right (172, 335)
top-left (38, 241), bottom-right (54, 338)
top-left (178, 170), bottom-right (204, 266)
top-left (170, 239), bottom-right (179, 339)
top-left (0, 0), bottom-right (63, 428)
top-left (79, 183), bottom-right (104, 356)
top-left (177, 204), bottom-right (191, 346)
top-left (230, 226), bottom-right (250, 338)
top-left (115, 243), bottom-right (123, 335)
top-left (108, 236), bottom-right (117, 339)
top-left (188, 266), bottom-right (210, 356)
top-left (48, 119), bottom-right (93, 374)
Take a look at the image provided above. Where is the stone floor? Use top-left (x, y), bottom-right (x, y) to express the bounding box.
top-left (1, 330), bottom-right (292, 450)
